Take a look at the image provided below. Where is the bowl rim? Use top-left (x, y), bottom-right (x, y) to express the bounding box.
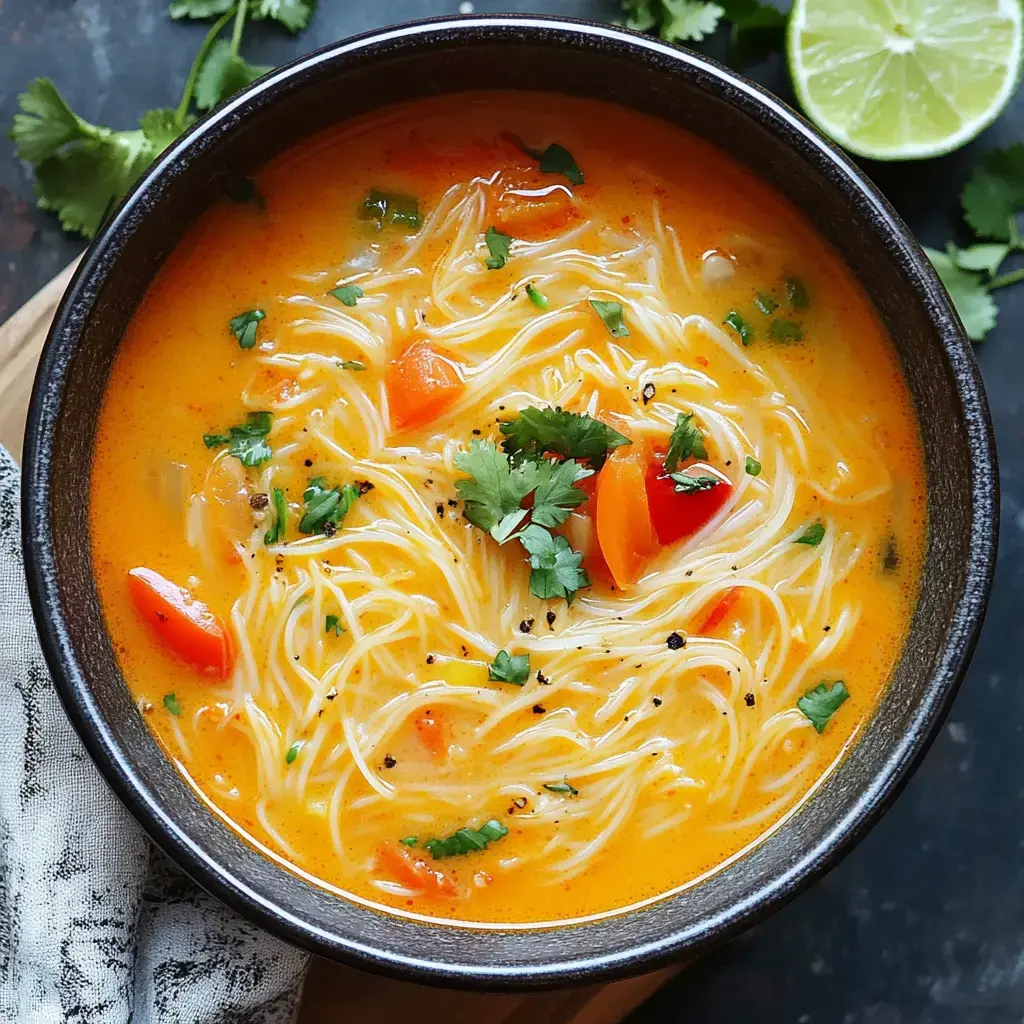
top-left (20, 13), bottom-right (998, 988)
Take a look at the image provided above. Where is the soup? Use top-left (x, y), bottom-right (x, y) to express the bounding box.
top-left (90, 94), bottom-right (925, 925)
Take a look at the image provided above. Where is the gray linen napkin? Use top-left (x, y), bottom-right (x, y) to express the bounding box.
top-left (0, 446), bottom-right (309, 1023)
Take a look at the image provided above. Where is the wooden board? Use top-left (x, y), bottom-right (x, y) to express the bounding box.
top-left (0, 261), bottom-right (678, 1023)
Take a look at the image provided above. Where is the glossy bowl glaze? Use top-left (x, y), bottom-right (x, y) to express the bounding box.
top-left (22, 15), bottom-right (997, 988)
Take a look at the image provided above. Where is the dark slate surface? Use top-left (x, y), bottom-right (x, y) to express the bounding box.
top-left (1, 2), bottom-right (1021, 1020)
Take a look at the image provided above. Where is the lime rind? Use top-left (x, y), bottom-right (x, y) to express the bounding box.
top-left (788, 0), bottom-right (1023, 161)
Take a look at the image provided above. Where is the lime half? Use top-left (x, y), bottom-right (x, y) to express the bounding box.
top-left (788, 0), bottom-right (1023, 160)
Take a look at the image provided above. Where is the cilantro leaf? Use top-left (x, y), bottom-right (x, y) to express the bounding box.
top-left (664, 412), bottom-right (707, 472)
top-left (526, 283), bottom-right (549, 309)
top-left (794, 521), bottom-right (825, 546)
top-left (325, 614), bottom-right (344, 636)
top-left (330, 284), bottom-right (364, 307)
top-left (668, 472), bottom-right (722, 494)
top-left (961, 144), bottom-right (1024, 240)
top-left (500, 406), bottom-right (631, 470)
top-left (338, 360), bottom-right (366, 371)
top-left (163, 692), bottom-right (182, 716)
top-left (517, 139), bottom-right (585, 186)
top-left (543, 780), bottom-right (579, 796)
top-left (485, 226), bottom-right (513, 270)
top-left (660, 0), bottom-right (724, 41)
top-left (488, 650), bottom-right (530, 685)
top-left (925, 245), bottom-right (998, 342)
top-left (359, 189), bottom-right (421, 231)
top-left (10, 78), bottom-right (96, 163)
top-left (754, 293), bottom-right (779, 315)
top-left (950, 242), bottom-right (1010, 278)
top-left (723, 310), bottom-right (754, 345)
top-left (399, 835), bottom-right (418, 846)
top-left (285, 741), bottom-right (301, 764)
top-left (195, 39), bottom-right (271, 111)
top-left (722, 0), bottom-right (787, 66)
top-left (529, 459), bottom-right (592, 528)
top-left (518, 524), bottom-right (590, 604)
top-left (299, 477), bottom-right (361, 535)
top-left (264, 486), bottom-right (287, 544)
top-left (203, 411), bottom-right (273, 466)
top-left (454, 440), bottom-right (537, 543)
top-left (784, 275), bottom-right (810, 309)
top-left (797, 680), bottom-right (849, 733)
top-left (423, 819), bottom-right (508, 859)
top-left (621, 0), bottom-right (660, 30)
top-left (230, 308), bottom-right (266, 349)
top-left (769, 319), bottom-right (804, 343)
top-left (745, 455), bottom-right (761, 477)
top-left (590, 299), bottom-right (630, 337)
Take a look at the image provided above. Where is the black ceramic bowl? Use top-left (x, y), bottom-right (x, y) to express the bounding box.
top-left (22, 14), bottom-right (997, 989)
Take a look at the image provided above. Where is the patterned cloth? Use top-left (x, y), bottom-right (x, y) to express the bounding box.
top-left (0, 447), bottom-right (308, 1023)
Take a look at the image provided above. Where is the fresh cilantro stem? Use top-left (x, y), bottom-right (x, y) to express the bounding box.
top-left (231, 0), bottom-right (249, 57)
top-left (987, 266), bottom-right (1024, 291)
top-left (175, 7), bottom-right (236, 124)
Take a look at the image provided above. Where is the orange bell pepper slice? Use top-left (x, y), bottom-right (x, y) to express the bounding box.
top-left (595, 446), bottom-right (659, 591)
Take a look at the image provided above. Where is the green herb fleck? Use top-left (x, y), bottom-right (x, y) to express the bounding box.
top-left (203, 411), bottom-right (273, 467)
top-left (399, 835), bottom-right (418, 846)
top-left (423, 819), bottom-right (509, 859)
top-left (723, 309), bottom-right (754, 345)
top-left (784, 276), bottom-right (810, 309)
top-left (325, 614), bottom-right (344, 636)
top-left (668, 472), bottom-right (722, 494)
top-left (488, 650), bottom-right (530, 686)
top-left (359, 188), bottom-right (421, 231)
top-left (797, 680), bottom-right (849, 733)
top-left (338, 359), bottom-right (367, 371)
top-left (754, 293), bottom-right (778, 316)
top-left (590, 299), bottom-right (629, 337)
top-left (664, 411), bottom-right (707, 473)
top-left (329, 284), bottom-right (364, 307)
top-left (543, 780), bottom-right (579, 796)
top-left (769, 319), bottom-right (804, 343)
top-left (745, 455), bottom-right (761, 477)
top-left (229, 308), bottom-right (266, 349)
top-left (795, 521), bottom-right (825, 546)
top-left (517, 139), bottom-right (584, 185)
top-left (285, 741), bottom-right (300, 764)
top-left (526, 283), bottom-right (549, 309)
top-left (264, 487), bottom-right (287, 545)
top-left (163, 692), bottom-right (182, 716)
top-left (299, 477), bottom-right (361, 536)
top-left (485, 226), bottom-right (513, 270)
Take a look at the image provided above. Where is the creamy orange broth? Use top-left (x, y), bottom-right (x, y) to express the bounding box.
top-left (90, 93), bottom-right (925, 925)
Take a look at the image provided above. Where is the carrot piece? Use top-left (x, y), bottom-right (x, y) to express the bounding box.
top-left (375, 844), bottom-right (459, 899)
top-left (387, 341), bottom-right (464, 432)
top-left (595, 446), bottom-right (659, 591)
top-left (697, 587), bottom-right (742, 635)
top-left (414, 710), bottom-right (448, 758)
top-left (127, 567), bottom-right (232, 679)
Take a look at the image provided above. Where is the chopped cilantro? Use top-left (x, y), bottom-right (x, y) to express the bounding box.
top-left (526, 283), bottom-right (549, 309)
top-left (423, 819), bottom-right (509, 859)
top-left (455, 440), bottom-right (538, 544)
top-left (590, 299), bottom-right (630, 337)
top-left (530, 459), bottom-right (593, 528)
top-left (329, 284), bottom-right (364, 307)
top-left (518, 524), bottom-right (590, 604)
top-left (359, 189), bottom-right (421, 231)
top-left (745, 455), bottom-right (761, 477)
top-left (517, 139), bottom-right (585, 185)
top-left (203, 411), bottom-right (273, 467)
top-left (784, 276), bottom-right (810, 309)
top-left (754, 293), bottom-right (778, 316)
top-left (795, 521), bottom-right (825, 546)
top-left (264, 487), bottom-right (287, 545)
top-left (668, 472), bottom-right (722, 494)
top-left (325, 614), bottom-right (344, 636)
top-left (621, 0), bottom-right (723, 42)
top-left (488, 650), bottom-right (530, 685)
top-left (961, 143), bottom-right (1024, 240)
top-left (797, 680), bottom-right (849, 733)
top-left (299, 477), bottom-right (361, 535)
top-left (285, 741), bottom-right (300, 764)
top-left (485, 226), bottom-right (513, 270)
top-left (543, 780), bottom-right (579, 796)
top-left (769, 319), bottom-right (804, 343)
top-left (723, 309), bottom-right (754, 345)
top-left (229, 308), bottom-right (266, 349)
top-left (500, 406), bottom-right (631, 470)
top-left (338, 360), bottom-right (367, 371)
top-left (399, 835), bottom-right (418, 846)
top-left (664, 411), bottom-right (707, 472)
top-left (163, 692), bottom-right (182, 716)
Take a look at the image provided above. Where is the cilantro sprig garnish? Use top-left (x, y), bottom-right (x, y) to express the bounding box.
top-left (203, 410), bottom-right (273, 466)
top-left (664, 412), bottom-right (707, 472)
top-left (421, 819), bottom-right (509, 859)
top-left (9, 1), bottom-right (311, 239)
top-left (925, 143), bottom-right (1024, 342)
top-left (485, 227), bottom-right (513, 270)
top-left (514, 139), bottom-right (585, 186)
top-left (499, 406), bottom-right (631, 471)
top-left (488, 650), bottom-right (530, 686)
top-left (797, 680), bottom-right (849, 733)
top-left (518, 525), bottom-right (590, 604)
